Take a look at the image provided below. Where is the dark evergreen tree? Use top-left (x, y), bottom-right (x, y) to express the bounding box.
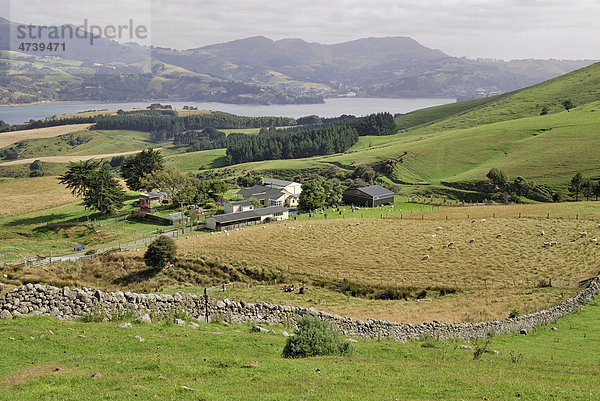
top-left (120, 148), bottom-right (165, 191)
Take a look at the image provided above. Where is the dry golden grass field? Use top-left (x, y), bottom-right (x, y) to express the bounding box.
top-left (0, 176), bottom-right (75, 217)
top-left (50, 109), bottom-right (211, 120)
top-left (179, 211), bottom-right (600, 323)
top-left (0, 124), bottom-right (93, 148)
top-left (0, 149), bottom-right (160, 166)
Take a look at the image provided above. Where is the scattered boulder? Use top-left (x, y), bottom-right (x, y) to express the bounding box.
top-left (174, 318), bottom-right (186, 326)
top-left (460, 345), bottom-right (473, 351)
top-left (90, 372), bottom-right (102, 380)
top-left (243, 361), bottom-right (259, 367)
top-left (188, 322), bottom-right (199, 329)
top-left (520, 329), bottom-right (528, 335)
top-left (0, 310), bottom-right (12, 320)
top-left (551, 327), bottom-right (558, 331)
top-left (180, 386), bottom-right (195, 392)
top-left (252, 325), bottom-right (269, 333)
top-left (280, 330), bottom-right (290, 337)
top-left (135, 314), bottom-right (151, 324)
top-left (118, 322), bottom-right (132, 328)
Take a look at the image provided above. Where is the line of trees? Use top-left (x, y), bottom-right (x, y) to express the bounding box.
top-left (225, 124), bottom-right (359, 165)
top-left (297, 112), bottom-right (397, 136)
top-left (93, 112), bottom-right (296, 136)
top-left (569, 172), bottom-right (600, 201)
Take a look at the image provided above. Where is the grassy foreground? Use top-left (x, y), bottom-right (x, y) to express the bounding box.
top-left (0, 297), bottom-right (598, 400)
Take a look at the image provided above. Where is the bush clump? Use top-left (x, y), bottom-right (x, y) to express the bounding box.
top-left (283, 315), bottom-right (353, 358)
top-left (144, 236), bottom-right (177, 269)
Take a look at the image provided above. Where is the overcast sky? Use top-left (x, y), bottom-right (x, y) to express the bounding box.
top-left (3, 0), bottom-right (599, 60)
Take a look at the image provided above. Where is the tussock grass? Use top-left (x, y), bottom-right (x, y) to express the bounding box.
top-left (179, 215), bottom-right (600, 322)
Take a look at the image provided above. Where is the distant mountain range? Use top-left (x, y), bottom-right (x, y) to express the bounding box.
top-left (0, 17), bottom-right (596, 105)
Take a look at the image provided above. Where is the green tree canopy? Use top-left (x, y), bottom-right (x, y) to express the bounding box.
top-left (82, 169), bottom-right (126, 215)
top-left (486, 168), bottom-right (508, 189)
top-left (562, 100), bottom-right (574, 112)
top-left (140, 166), bottom-right (198, 205)
top-left (59, 160), bottom-right (125, 215)
top-left (569, 172), bottom-right (583, 201)
top-left (120, 148), bottom-right (164, 191)
top-left (144, 236), bottom-right (177, 269)
top-left (298, 177), bottom-right (327, 211)
top-left (59, 159), bottom-right (103, 197)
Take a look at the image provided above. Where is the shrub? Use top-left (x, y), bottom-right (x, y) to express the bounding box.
top-left (144, 236), bottom-right (177, 269)
top-left (282, 315), bottom-right (353, 358)
top-left (509, 309), bottom-right (520, 319)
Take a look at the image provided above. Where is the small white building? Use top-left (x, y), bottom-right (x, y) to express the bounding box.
top-left (263, 177), bottom-right (302, 196)
top-left (205, 206), bottom-right (289, 231)
top-left (224, 200), bottom-right (254, 214)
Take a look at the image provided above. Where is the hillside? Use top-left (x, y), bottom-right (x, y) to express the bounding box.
top-left (395, 62), bottom-right (600, 132)
top-left (0, 17), bottom-right (595, 105)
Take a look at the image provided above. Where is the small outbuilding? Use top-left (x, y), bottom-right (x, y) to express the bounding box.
top-left (139, 191), bottom-right (170, 208)
top-left (342, 185), bottom-right (395, 207)
top-left (224, 200), bottom-right (254, 214)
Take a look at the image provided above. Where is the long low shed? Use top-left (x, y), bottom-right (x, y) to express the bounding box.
top-left (205, 206), bottom-right (289, 231)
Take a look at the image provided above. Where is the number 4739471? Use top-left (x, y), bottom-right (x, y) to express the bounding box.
top-left (18, 42), bottom-right (66, 52)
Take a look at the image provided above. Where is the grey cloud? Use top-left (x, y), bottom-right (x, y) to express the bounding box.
top-left (3, 0), bottom-right (599, 59)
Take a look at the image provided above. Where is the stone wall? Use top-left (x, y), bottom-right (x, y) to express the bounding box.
top-left (1, 274), bottom-right (599, 341)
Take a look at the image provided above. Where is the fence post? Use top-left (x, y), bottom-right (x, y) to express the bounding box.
top-left (204, 288), bottom-right (209, 323)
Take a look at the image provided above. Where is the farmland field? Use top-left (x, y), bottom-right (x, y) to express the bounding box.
top-left (178, 206), bottom-right (600, 322)
top-left (0, 124), bottom-right (93, 148)
top-left (0, 177), bottom-right (76, 217)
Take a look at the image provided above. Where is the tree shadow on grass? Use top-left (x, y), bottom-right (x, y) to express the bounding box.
top-left (113, 267), bottom-right (162, 286)
top-left (4, 214), bottom-right (73, 227)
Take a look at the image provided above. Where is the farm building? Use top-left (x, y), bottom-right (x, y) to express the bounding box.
top-left (139, 191), bottom-right (170, 208)
top-left (262, 177), bottom-right (302, 196)
top-left (205, 206), bottom-right (289, 231)
top-left (224, 200), bottom-right (254, 214)
top-left (237, 185), bottom-right (299, 208)
top-left (342, 185), bottom-right (395, 207)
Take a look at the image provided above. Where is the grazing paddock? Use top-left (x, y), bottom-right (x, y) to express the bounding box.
top-left (395, 201), bottom-right (600, 221)
top-left (0, 124), bottom-right (93, 148)
top-left (0, 177), bottom-right (75, 217)
top-left (180, 216), bottom-right (600, 322)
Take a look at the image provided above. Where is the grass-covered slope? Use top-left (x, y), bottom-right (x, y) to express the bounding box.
top-left (395, 61), bottom-right (600, 132)
top-left (0, 296), bottom-right (598, 400)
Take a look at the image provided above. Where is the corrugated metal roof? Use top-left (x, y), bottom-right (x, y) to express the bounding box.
top-left (263, 177), bottom-right (295, 187)
top-left (356, 185), bottom-right (394, 198)
top-left (237, 185), bottom-right (288, 201)
top-left (209, 206), bottom-right (288, 224)
top-left (227, 200), bottom-right (252, 206)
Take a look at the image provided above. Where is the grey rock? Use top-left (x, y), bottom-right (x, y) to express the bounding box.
top-left (0, 310), bottom-right (12, 320)
top-left (252, 325), bottom-right (268, 333)
top-left (188, 322), bottom-right (199, 329)
top-left (460, 345), bottom-right (473, 351)
top-left (520, 329), bottom-right (528, 335)
top-left (174, 318), bottom-right (186, 326)
top-left (136, 314), bottom-right (152, 324)
top-left (118, 322), bottom-right (132, 328)
top-left (551, 327), bottom-right (558, 331)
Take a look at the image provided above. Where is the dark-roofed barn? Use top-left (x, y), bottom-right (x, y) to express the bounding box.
top-left (342, 185), bottom-right (395, 207)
